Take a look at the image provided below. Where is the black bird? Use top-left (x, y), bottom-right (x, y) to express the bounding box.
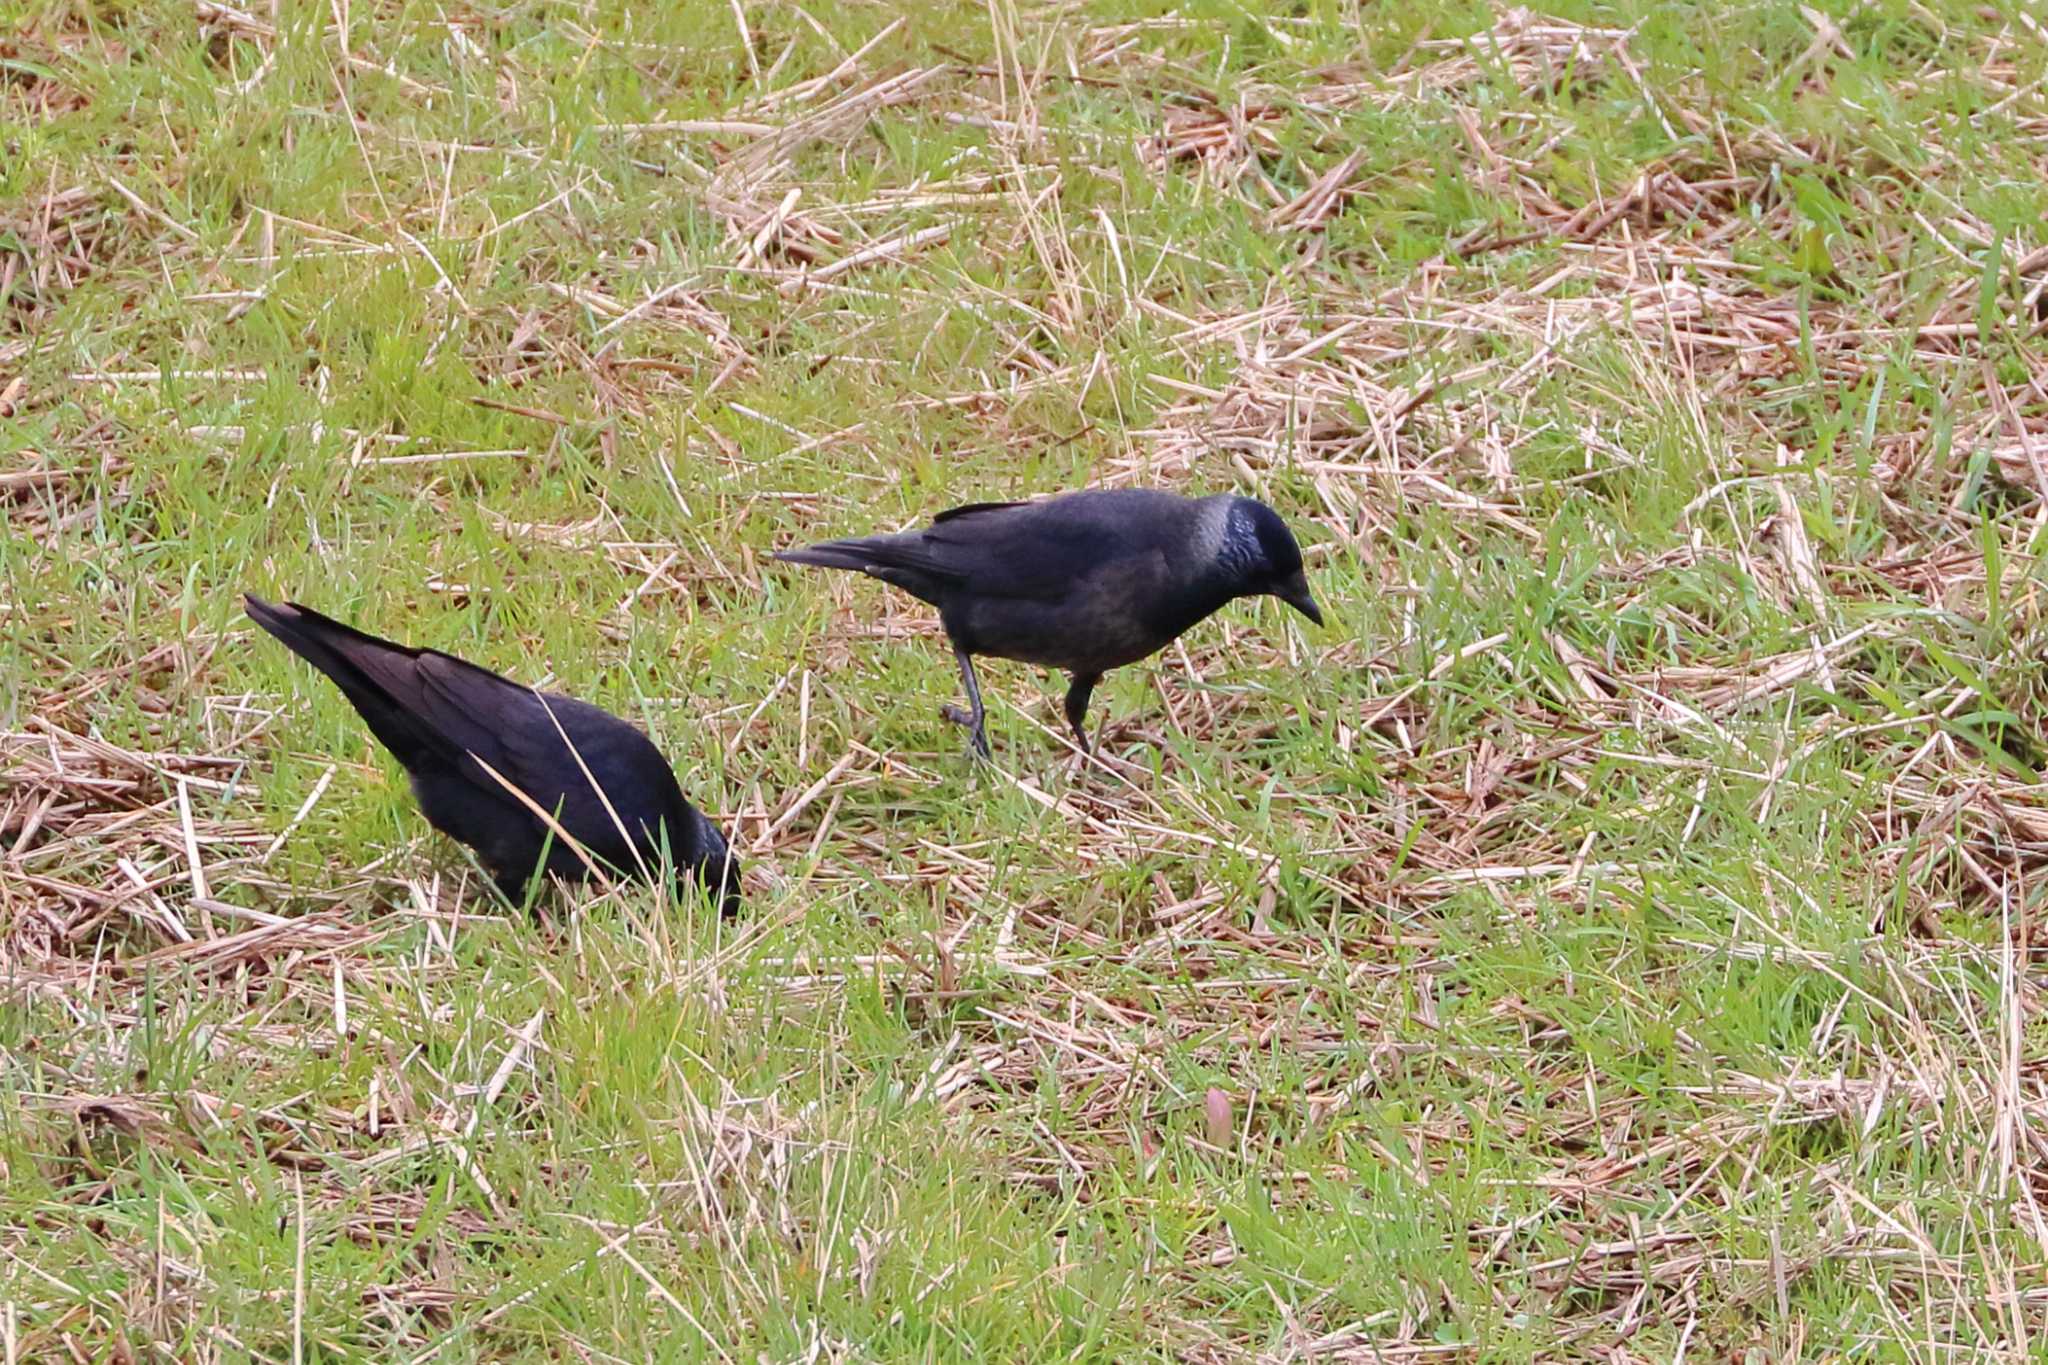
top-left (773, 489), bottom-right (1322, 756)
top-left (244, 595), bottom-right (740, 912)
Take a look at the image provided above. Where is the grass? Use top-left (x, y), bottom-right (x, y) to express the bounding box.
top-left (4, 0), bottom-right (2048, 1357)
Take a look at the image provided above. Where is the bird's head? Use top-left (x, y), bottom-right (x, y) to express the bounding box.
top-left (1218, 497), bottom-right (1323, 626)
top-left (663, 810), bottom-right (745, 916)
top-left (686, 814), bottom-right (745, 917)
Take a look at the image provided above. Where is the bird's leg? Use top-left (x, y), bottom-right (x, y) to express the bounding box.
top-left (1063, 672), bottom-right (1100, 754)
top-left (490, 864), bottom-right (532, 911)
top-left (939, 646), bottom-right (992, 759)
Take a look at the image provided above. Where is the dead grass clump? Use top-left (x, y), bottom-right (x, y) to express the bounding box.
top-left (0, 710), bottom-right (304, 967)
top-left (0, 184), bottom-right (111, 343)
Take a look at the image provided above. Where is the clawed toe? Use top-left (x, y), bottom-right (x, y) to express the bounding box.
top-left (939, 705), bottom-right (992, 760)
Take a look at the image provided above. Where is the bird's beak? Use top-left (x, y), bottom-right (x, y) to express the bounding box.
top-left (1275, 571), bottom-right (1323, 627)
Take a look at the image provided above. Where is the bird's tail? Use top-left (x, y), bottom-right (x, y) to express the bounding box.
top-left (772, 536), bottom-right (958, 606)
top-left (770, 540), bottom-right (896, 574)
top-left (245, 589), bottom-right (409, 679)
top-left (244, 595), bottom-right (432, 756)
top-left (245, 595), bottom-right (379, 684)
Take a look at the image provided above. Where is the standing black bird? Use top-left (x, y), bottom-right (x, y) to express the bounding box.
top-left (772, 489), bottom-right (1322, 756)
top-left (244, 595), bottom-right (740, 912)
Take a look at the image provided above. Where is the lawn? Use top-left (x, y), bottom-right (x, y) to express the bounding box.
top-left (4, 0), bottom-right (2048, 1358)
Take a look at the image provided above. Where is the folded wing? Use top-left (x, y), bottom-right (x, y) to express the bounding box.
top-left (777, 496), bottom-right (1161, 606)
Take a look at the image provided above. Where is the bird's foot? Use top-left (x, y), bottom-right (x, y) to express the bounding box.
top-left (939, 705), bottom-right (994, 761)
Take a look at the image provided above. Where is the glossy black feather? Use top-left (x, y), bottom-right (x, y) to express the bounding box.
top-left (245, 595), bottom-right (740, 911)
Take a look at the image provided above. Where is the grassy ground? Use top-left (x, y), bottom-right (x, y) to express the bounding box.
top-left (4, 0), bottom-right (2048, 1357)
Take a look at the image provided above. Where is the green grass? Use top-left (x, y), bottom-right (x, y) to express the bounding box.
top-left (5, 0), bottom-right (2048, 1357)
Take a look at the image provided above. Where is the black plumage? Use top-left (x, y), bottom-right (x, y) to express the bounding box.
top-left (773, 489), bottom-right (1322, 756)
top-left (244, 595), bottom-right (740, 912)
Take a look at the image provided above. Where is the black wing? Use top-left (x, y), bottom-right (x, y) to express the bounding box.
top-left (911, 494), bottom-right (1181, 603)
top-left (931, 500), bottom-right (1026, 523)
top-left (246, 596), bottom-right (668, 816)
top-left (777, 492), bottom-right (1181, 606)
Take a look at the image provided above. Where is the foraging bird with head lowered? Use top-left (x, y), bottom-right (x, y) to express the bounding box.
top-left (244, 595), bottom-right (740, 912)
top-left (772, 488), bottom-right (1322, 757)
